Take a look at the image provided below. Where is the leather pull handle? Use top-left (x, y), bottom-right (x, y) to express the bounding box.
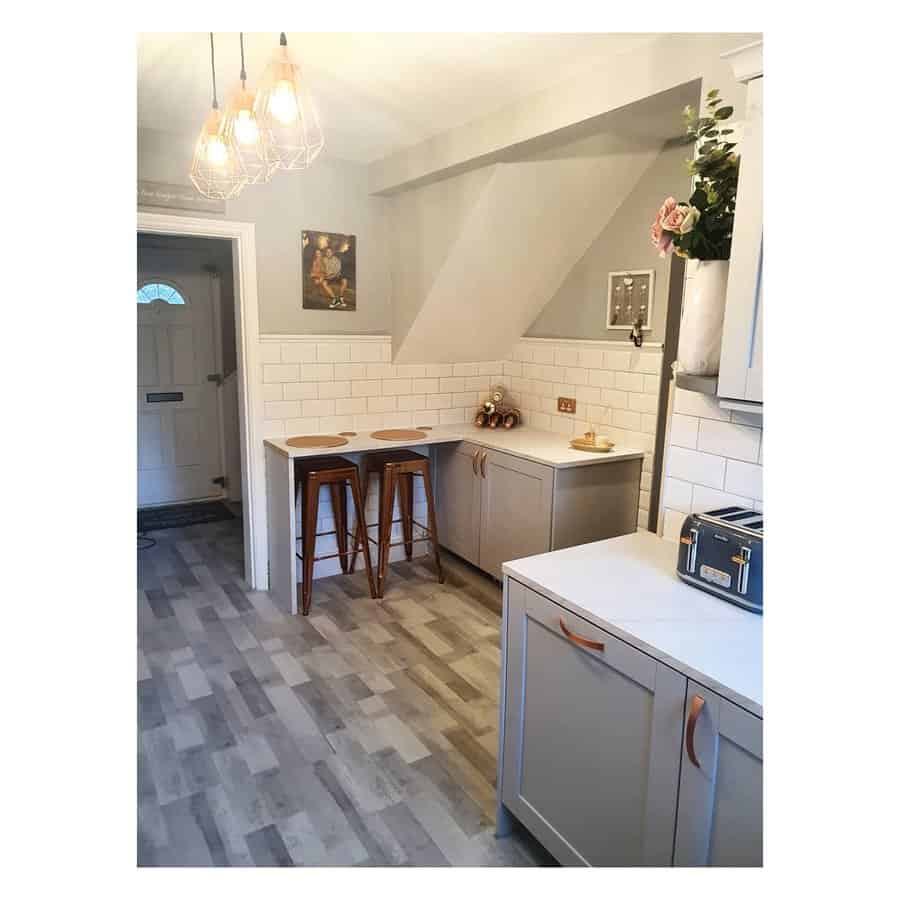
top-left (559, 618), bottom-right (605, 652)
top-left (686, 694), bottom-right (705, 768)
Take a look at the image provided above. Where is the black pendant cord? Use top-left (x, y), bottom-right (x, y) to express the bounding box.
top-left (209, 32), bottom-right (219, 110)
top-left (239, 32), bottom-right (247, 88)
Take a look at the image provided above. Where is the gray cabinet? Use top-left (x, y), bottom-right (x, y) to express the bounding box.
top-left (435, 441), bottom-right (641, 580)
top-left (499, 580), bottom-right (686, 866)
top-left (718, 41), bottom-right (763, 405)
top-left (497, 580), bottom-right (763, 867)
top-left (673, 682), bottom-right (763, 866)
top-left (434, 441), bottom-right (482, 566)
top-left (479, 450), bottom-right (553, 579)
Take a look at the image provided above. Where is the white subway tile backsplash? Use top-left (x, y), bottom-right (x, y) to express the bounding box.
top-left (439, 407), bottom-right (467, 425)
top-left (314, 343), bottom-right (350, 363)
top-left (335, 397), bottom-right (367, 416)
top-left (263, 364), bottom-right (300, 383)
top-left (280, 343), bottom-right (317, 363)
top-left (697, 419), bottom-right (761, 463)
top-left (425, 364), bottom-right (453, 378)
top-left (614, 372), bottom-right (644, 393)
top-left (382, 378), bottom-right (412, 396)
top-left (350, 343), bottom-right (384, 363)
top-left (601, 389), bottom-right (629, 410)
top-left (669, 414), bottom-right (699, 449)
top-left (426, 394), bottom-right (452, 410)
top-left (632, 351), bottom-right (663, 374)
top-left (333, 363), bottom-right (368, 380)
top-left (554, 347), bottom-right (579, 367)
top-left (283, 417), bottom-right (321, 434)
top-left (265, 400), bottom-right (303, 420)
top-left (724, 459), bottom-right (763, 501)
top-left (262, 383), bottom-right (284, 402)
top-left (691, 484), bottom-right (754, 513)
top-left (604, 350), bottom-right (631, 371)
top-left (629, 392), bottom-right (657, 413)
top-left (666, 446), bottom-right (727, 490)
top-left (366, 363), bottom-right (397, 379)
top-left (283, 382), bottom-right (319, 401)
top-left (299, 363), bottom-right (334, 382)
top-left (260, 342), bottom-right (282, 364)
top-left (643, 375), bottom-right (661, 395)
top-left (412, 378), bottom-right (439, 394)
top-left (613, 409), bottom-right (642, 431)
top-left (589, 369), bottom-right (615, 388)
top-left (351, 380), bottom-right (381, 397)
top-left (664, 476), bottom-right (693, 513)
top-left (316, 381), bottom-right (352, 400)
top-left (367, 396), bottom-right (397, 413)
top-left (439, 377), bottom-right (466, 393)
top-left (302, 398), bottom-right (336, 418)
top-left (397, 395), bottom-right (427, 411)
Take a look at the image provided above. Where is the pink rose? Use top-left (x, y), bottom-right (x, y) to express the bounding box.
top-left (661, 205), bottom-right (688, 233)
top-left (650, 219), bottom-right (674, 256)
top-left (657, 197), bottom-right (677, 222)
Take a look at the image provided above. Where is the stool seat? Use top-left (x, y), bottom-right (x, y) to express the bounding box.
top-left (350, 448), bottom-right (444, 598)
top-left (293, 454), bottom-right (377, 615)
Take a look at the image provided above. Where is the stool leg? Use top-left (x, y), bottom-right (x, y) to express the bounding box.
top-left (348, 471), bottom-right (378, 600)
top-left (348, 467), bottom-right (368, 574)
top-left (301, 477), bottom-right (320, 615)
top-left (377, 468), bottom-right (397, 598)
top-left (397, 472), bottom-right (414, 561)
top-left (329, 481), bottom-right (349, 574)
top-left (421, 464), bottom-right (445, 584)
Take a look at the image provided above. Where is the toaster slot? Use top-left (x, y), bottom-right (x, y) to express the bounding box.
top-left (731, 545), bottom-right (752, 595)
top-left (680, 526), bottom-right (699, 574)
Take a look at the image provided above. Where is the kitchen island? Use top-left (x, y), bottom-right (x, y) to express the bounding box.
top-left (264, 425), bottom-right (644, 613)
top-left (497, 530), bottom-right (763, 866)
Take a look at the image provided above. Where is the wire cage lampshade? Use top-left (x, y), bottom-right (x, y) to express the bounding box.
top-left (254, 33), bottom-right (324, 171)
top-left (190, 34), bottom-right (248, 201)
top-left (220, 34), bottom-right (276, 185)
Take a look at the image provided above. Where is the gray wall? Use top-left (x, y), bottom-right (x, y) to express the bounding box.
top-left (138, 127), bottom-right (391, 335)
top-left (526, 140), bottom-right (693, 341)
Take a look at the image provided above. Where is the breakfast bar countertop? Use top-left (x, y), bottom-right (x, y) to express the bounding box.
top-left (264, 423), bottom-right (645, 469)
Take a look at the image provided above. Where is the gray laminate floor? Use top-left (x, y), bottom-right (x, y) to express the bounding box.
top-left (137, 517), bottom-right (554, 866)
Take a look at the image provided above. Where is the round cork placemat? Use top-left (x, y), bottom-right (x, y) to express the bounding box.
top-left (286, 435), bottom-right (349, 449)
top-left (370, 428), bottom-right (428, 441)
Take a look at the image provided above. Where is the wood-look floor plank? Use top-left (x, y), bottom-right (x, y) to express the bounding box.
top-left (137, 517), bottom-right (546, 867)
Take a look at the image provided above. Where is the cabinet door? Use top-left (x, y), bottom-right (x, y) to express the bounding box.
top-left (434, 441), bottom-right (482, 566)
top-left (500, 580), bottom-right (686, 866)
top-left (673, 682), bottom-right (763, 866)
top-left (479, 449), bottom-right (553, 580)
top-left (718, 75), bottom-right (763, 403)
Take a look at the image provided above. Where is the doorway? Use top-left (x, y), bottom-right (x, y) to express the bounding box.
top-left (137, 235), bottom-right (239, 509)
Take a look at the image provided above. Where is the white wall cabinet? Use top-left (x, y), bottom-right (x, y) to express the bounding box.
top-left (434, 441), bottom-right (641, 580)
top-left (498, 579), bottom-right (763, 867)
top-left (718, 40), bottom-right (763, 405)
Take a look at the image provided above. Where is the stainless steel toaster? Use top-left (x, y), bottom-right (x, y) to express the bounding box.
top-left (676, 506), bottom-right (763, 613)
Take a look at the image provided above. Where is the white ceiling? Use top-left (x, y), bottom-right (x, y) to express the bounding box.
top-left (137, 32), bottom-right (662, 164)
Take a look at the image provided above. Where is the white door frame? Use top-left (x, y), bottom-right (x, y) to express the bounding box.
top-left (137, 212), bottom-right (267, 591)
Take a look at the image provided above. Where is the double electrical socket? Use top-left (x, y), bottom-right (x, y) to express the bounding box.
top-left (557, 397), bottom-right (576, 414)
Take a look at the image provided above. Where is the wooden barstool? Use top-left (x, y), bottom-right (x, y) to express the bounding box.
top-left (350, 449), bottom-right (444, 598)
top-left (294, 455), bottom-right (377, 615)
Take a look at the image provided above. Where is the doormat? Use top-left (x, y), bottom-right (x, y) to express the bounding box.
top-left (138, 501), bottom-right (235, 533)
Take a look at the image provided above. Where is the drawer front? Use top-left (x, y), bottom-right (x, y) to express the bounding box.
top-left (501, 579), bottom-right (685, 866)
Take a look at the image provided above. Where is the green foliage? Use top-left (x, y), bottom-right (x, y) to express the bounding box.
top-left (669, 89), bottom-right (741, 260)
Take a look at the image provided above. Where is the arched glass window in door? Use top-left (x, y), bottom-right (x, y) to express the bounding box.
top-left (137, 282), bottom-right (187, 305)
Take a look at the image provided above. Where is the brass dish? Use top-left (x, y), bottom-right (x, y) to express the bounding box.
top-left (570, 437), bottom-right (615, 453)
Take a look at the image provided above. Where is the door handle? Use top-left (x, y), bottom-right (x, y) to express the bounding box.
top-left (686, 694), bottom-right (705, 768)
top-left (559, 618), bottom-right (605, 652)
top-left (472, 451), bottom-right (478, 475)
top-left (207, 373), bottom-right (224, 386)
top-left (480, 450), bottom-right (486, 478)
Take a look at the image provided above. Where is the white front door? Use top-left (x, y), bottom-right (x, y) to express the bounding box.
top-left (138, 248), bottom-right (223, 507)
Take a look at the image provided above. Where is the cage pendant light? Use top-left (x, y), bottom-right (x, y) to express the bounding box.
top-left (190, 33), bottom-right (247, 200)
top-left (221, 33), bottom-right (276, 185)
top-left (255, 33), bottom-right (324, 171)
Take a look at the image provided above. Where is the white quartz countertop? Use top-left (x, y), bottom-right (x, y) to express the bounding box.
top-left (502, 531), bottom-right (762, 716)
top-left (265, 424), bottom-right (644, 469)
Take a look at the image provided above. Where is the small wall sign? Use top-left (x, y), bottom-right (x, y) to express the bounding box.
top-left (137, 180), bottom-right (226, 214)
top-left (607, 270), bottom-right (654, 331)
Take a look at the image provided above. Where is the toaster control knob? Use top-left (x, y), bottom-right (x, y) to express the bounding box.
top-left (731, 546), bottom-right (752, 595)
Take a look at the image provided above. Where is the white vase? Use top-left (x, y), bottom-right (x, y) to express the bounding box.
top-left (677, 259), bottom-right (730, 376)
